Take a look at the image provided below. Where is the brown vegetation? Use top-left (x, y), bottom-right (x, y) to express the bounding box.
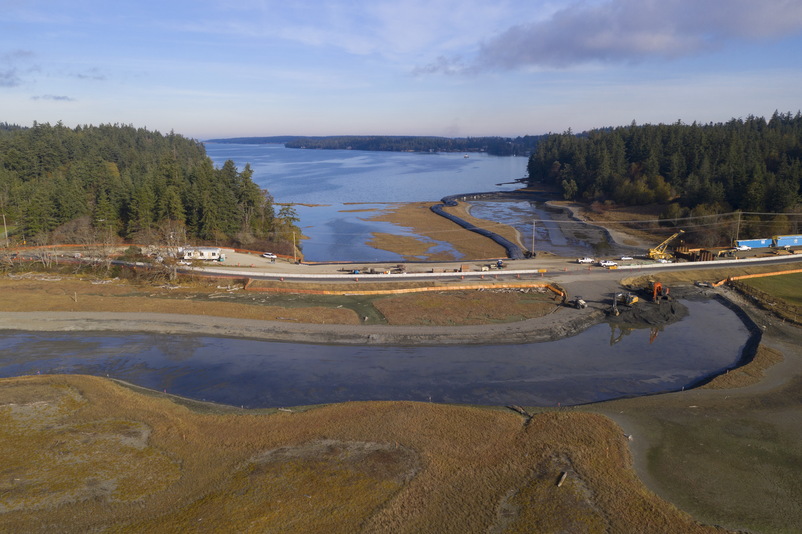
top-left (0, 274), bottom-right (359, 325)
top-left (368, 202), bottom-right (508, 259)
top-left (0, 274), bottom-right (558, 327)
top-left (701, 345), bottom-right (784, 389)
top-left (0, 374), bottom-right (725, 533)
top-left (373, 288), bottom-right (556, 326)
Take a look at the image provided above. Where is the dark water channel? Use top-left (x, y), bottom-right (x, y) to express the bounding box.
top-left (0, 300), bottom-right (751, 408)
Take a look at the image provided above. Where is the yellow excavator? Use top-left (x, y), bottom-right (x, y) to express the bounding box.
top-left (648, 230), bottom-right (685, 260)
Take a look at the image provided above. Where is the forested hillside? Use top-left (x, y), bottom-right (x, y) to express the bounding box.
top-left (0, 122), bottom-right (297, 251)
top-left (527, 112), bottom-right (802, 216)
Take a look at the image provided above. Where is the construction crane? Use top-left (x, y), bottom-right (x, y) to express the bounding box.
top-left (648, 230), bottom-right (685, 260)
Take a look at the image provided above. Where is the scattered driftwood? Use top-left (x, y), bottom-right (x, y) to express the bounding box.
top-left (557, 472), bottom-right (568, 487)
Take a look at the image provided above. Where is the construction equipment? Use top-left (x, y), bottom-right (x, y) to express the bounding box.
top-left (650, 281), bottom-right (671, 302)
top-left (617, 292), bottom-right (639, 306)
top-left (572, 296), bottom-right (587, 309)
top-left (648, 230), bottom-right (685, 260)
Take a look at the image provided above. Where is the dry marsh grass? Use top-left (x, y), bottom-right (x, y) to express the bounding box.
top-left (368, 202), bottom-right (508, 259)
top-left (367, 232), bottom-right (460, 261)
top-left (0, 276), bottom-right (359, 324)
top-left (0, 275), bottom-right (559, 327)
top-left (0, 375), bottom-right (726, 533)
top-left (373, 289), bottom-right (556, 325)
top-left (702, 345), bottom-right (784, 389)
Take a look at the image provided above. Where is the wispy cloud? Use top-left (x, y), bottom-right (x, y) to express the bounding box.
top-left (420, 0), bottom-right (802, 73)
top-left (412, 55), bottom-right (470, 76)
top-left (31, 94), bottom-right (75, 101)
top-left (72, 67), bottom-right (106, 81)
top-left (174, 0), bottom-right (524, 60)
top-left (0, 68), bottom-right (22, 87)
top-left (0, 49), bottom-right (36, 86)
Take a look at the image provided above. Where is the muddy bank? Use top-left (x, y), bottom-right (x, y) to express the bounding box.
top-left (0, 281), bottom-right (753, 347)
top-left (0, 307), bottom-right (605, 346)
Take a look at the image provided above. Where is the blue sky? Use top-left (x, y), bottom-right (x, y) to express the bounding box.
top-left (2, 0), bottom-right (802, 140)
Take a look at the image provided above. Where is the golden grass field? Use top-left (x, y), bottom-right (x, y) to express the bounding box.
top-left (1, 374), bottom-right (728, 533)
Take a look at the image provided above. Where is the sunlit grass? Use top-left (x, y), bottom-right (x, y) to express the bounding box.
top-left (0, 375), bottom-right (729, 533)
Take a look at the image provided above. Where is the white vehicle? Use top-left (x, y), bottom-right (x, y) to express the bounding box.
top-left (736, 245), bottom-right (751, 251)
top-left (656, 258), bottom-right (672, 263)
top-left (262, 252), bottom-right (277, 259)
top-left (577, 257), bottom-right (595, 264)
top-left (619, 256), bottom-right (633, 261)
top-left (599, 260), bottom-right (618, 268)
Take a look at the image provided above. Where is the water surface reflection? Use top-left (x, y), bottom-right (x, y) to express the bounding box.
top-left (0, 301), bottom-right (749, 408)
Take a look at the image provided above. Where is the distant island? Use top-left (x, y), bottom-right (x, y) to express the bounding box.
top-left (204, 135), bottom-right (546, 157)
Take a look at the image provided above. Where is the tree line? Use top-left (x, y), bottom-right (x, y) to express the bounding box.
top-left (210, 135), bottom-right (545, 156)
top-left (0, 122), bottom-right (299, 253)
top-left (526, 112), bottom-right (802, 245)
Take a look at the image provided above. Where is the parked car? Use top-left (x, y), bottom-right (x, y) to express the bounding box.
top-left (599, 260), bottom-right (618, 267)
top-left (619, 256), bottom-right (633, 261)
top-left (736, 245), bottom-right (751, 251)
top-left (262, 252), bottom-right (277, 259)
top-left (577, 257), bottom-right (595, 264)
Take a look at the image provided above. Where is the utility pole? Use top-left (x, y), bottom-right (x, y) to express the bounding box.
top-left (531, 220), bottom-right (536, 253)
top-left (2, 214), bottom-right (8, 248)
top-left (734, 211), bottom-right (742, 245)
top-left (292, 231), bottom-right (297, 263)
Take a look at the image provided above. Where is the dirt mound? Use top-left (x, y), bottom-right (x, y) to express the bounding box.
top-left (607, 299), bottom-right (689, 328)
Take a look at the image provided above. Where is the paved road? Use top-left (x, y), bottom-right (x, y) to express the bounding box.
top-left (193, 248), bottom-right (802, 284)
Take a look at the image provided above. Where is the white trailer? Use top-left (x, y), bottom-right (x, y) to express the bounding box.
top-left (181, 247), bottom-right (225, 261)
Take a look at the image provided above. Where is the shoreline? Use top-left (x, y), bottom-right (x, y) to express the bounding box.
top-left (0, 307), bottom-right (605, 346)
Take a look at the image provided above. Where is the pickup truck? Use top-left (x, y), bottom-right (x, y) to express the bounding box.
top-left (599, 260), bottom-right (618, 268)
top-left (577, 257), bottom-right (595, 264)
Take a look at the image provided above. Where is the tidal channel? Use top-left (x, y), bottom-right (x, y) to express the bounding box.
top-left (0, 300), bottom-right (751, 408)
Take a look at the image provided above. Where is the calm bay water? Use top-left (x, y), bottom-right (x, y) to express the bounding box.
top-left (204, 143), bottom-right (527, 203)
top-left (204, 143), bottom-right (527, 261)
top-left (0, 300), bottom-right (750, 408)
